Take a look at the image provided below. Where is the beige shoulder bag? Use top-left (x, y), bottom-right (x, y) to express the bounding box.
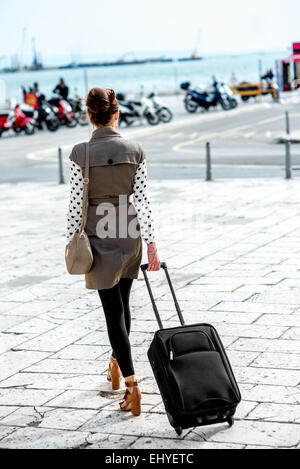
top-left (65, 143), bottom-right (94, 275)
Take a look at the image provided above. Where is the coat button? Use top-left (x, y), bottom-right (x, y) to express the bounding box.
top-left (108, 159), bottom-right (113, 165)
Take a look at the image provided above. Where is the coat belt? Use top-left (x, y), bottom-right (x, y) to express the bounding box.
top-left (89, 196), bottom-right (130, 206)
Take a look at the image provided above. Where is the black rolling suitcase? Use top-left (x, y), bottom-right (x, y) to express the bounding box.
top-left (141, 262), bottom-right (241, 436)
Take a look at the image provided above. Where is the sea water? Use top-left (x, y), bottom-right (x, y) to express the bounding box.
top-left (0, 50), bottom-right (285, 102)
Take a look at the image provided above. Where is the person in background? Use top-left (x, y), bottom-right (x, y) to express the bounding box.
top-left (54, 78), bottom-right (69, 100)
top-left (22, 82), bottom-right (40, 98)
top-left (32, 82), bottom-right (40, 94)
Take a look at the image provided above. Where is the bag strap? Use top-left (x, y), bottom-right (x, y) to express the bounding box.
top-left (80, 143), bottom-right (90, 236)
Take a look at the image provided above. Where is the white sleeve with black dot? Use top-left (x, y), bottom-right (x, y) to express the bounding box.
top-left (132, 159), bottom-right (155, 244)
top-left (67, 161), bottom-right (84, 242)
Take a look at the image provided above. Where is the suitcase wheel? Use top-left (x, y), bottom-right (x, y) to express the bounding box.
top-left (228, 417), bottom-right (234, 427)
top-left (175, 426), bottom-right (183, 436)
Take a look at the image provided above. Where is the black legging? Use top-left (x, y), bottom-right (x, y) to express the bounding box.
top-left (98, 278), bottom-right (134, 378)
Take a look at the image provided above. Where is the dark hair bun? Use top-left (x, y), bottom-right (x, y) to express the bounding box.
top-left (108, 89), bottom-right (116, 103)
top-left (86, 88), bottom-right (118, 126)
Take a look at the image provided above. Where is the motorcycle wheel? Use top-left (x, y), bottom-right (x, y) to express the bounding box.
top-left (119, 113), bottom-right (135, 127)
top-left (145, 112), bottom-right (160, 126)
top-left (0, 130), bottom-right (2, 137)
top-left (46, 118), bottom-right (60, 132)
top-left (220, 99), bottom-right (231, 111)
top-left (184, 96), bottom-right (198, 113)
top-left (158, 107), bottom-right (173, 123)
top-left (78, 112), bottom-right (89, 126)
top-left (66, 117), bottom-right (78, 128)
top-left (24, 122), bottom-right (35, 135)
top-left (230, 99), bottom-right (238, 109)
top-left (124, 117), bottom-right (135, 127)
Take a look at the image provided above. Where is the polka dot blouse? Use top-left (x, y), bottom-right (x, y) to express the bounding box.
top-left (66, 159), bottom-right (155, 244)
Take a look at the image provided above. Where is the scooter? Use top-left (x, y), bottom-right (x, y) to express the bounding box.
top-left (117, 93), bottom-right (160, 126)
top-left (20, 103), bottom-right (39, 123)
top-left (0, 105), bottom-right (36, 137)
top-left (48, 92), bottom-right (77, 127)
top-left (181, 79), bottom-right (237, 113)
top-left (147, 92), bottom-right (173, 123)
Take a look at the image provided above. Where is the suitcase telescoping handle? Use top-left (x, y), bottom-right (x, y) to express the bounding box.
top-left (141, 262), bottom-right (185, 329)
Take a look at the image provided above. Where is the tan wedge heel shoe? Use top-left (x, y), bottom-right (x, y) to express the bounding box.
top-left (107, 357), bottom-right (122, 390)
top-left (119, 381), bottom-right (142, 416)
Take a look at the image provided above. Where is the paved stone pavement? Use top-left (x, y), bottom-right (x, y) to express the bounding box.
top-left (0, 177), bottom-right (300, 449)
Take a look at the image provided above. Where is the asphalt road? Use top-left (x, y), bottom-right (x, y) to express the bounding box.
top-left (0, 94), bottom-right (299, 183)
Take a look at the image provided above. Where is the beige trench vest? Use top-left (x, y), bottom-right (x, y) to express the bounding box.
top-left (69, 126), bottom-right (145, 290)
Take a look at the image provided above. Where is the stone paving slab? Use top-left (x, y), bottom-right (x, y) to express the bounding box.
top-left (243, 385), bottom-right (300, 405)
top-left (0, 372), bottom-right (104, 391)
top-left (0, 388), bottom-right (63, 407)
top-left (0, 178), bottom-right (300, 448)
top-left (188, 420), bottom-right (300, 448)
top-left (282, 328), bottom-right (300, 340)
top-left (229, 337), bottom-right (300, 353)
top-left (130, 437), bottom-right (245, 449)
top-left (246, 403), bottom-right (300, 424)
top-left (0, 427), bottom-right (91, 449)
top-left (233, 366), bottom-right (300, 387)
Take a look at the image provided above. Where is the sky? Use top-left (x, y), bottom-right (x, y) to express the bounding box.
top-left (1, 0), bottom-right (299, 66)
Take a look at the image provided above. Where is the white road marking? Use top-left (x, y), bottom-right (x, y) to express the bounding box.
top-left (173, 122), bottom-right (258, 153)
top-left (172, 119), bottom-right (268, 154)
top-left (150, 132), bottom-right (171, 140)
top-left (221, 124), bottom-right (254, 137)
top-left (169, 132), bottom-right (183, 139)
top-left (244, 131), bottom-right (256, 138)
top-left (257, 116), bottom-right (282, 126)
top-left (173, 133), bottom-right (218, 153)
top-left (26, 144), bottom-right (73, 160)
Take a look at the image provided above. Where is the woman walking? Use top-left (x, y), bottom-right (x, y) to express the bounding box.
top-left (66, 88), bottom-right (160, 416)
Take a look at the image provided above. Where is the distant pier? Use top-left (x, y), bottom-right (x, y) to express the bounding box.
top-left (0, 55), bottom-right (203, 73)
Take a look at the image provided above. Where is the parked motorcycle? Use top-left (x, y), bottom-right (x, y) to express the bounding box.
top-left (0, 105), bottom-right (35, 137)
top-left (221, 84), bottom-right (238, 109)
top-left (20, 103), bottom-right (39, 122)
top-left (181, 79), bottom-right (237, 113)
top-left (22, 95), bottom-right (60, 132)
top-left (118, 101), bottom-right (136, 127)
top-left (117, 93), bottom-right (160, 126)
top-left (68, 95), bottom-right (88, 126)
top-left (48, 92), bottom-right (77, 127)
top-left (147, 92), bottom-right (173, 123)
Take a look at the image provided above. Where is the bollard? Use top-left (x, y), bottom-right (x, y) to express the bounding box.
top-left (205, 142), bottom-right (212, 181)
top-left (285, 111), bottom-right (290, 136)
top-left (58, 147), bottom-right (65, 184)
top-left (285, 139), bottom-right (292, 179)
